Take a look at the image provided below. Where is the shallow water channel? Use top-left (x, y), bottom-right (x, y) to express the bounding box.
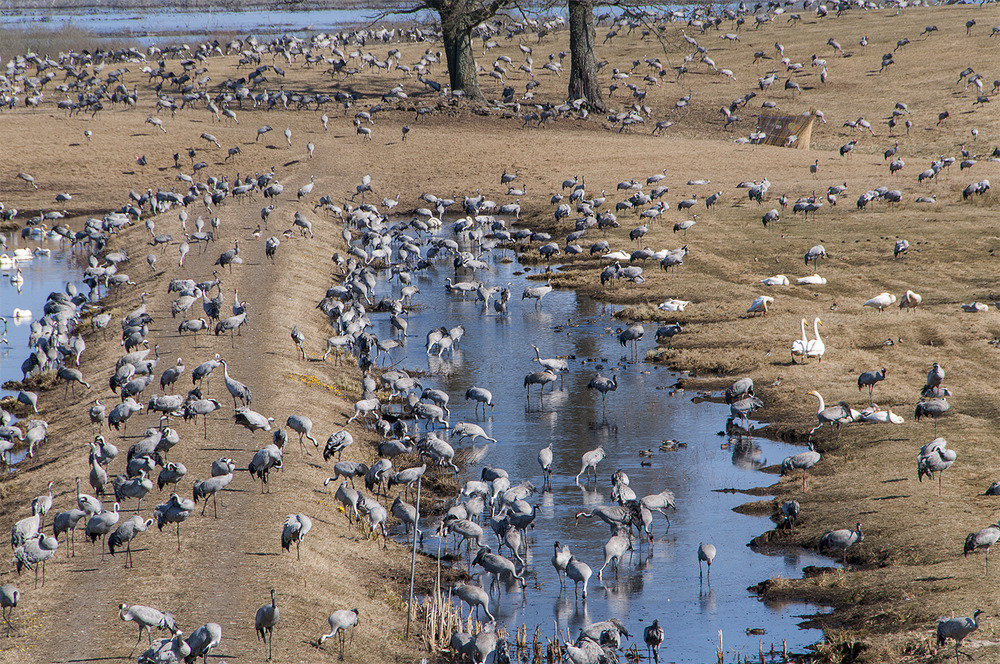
top-left (0, 6), bottom-right (427, 44)
top-left (365, 234), bottom-right (833, 662)
top-left (0, 232), bottom-right (87, 466)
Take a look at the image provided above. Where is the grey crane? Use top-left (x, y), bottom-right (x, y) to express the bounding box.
top-left (530, 344), bottom-right (569, 382)
top-left (157, 461), bottom-right (187, 491)
top-left (915, 398), bottom-right (950, 432)
top-left (191, 354), bottom-right (221, 391)
top-left (77, 476), bottom-right (102, 514)
top-left (57, 366), bottom-right (90, 395)
top-left (52, 507), bottom-right (87, 556)
top-left (472, 546), bottom-right (525, 595)
top-left (255, 589), bottom-right (279, 660)
top-left (780, 500), bottom-right (801, 528)
top-left (185, 623), bottom-right (222, 664)
top-left (0, 584), bottom-right (18, 635)
top-left (524, 369), bottom-right (557, 406)
top-left (857, 367), bottom-right (886, 404)
top-left (324, 461), bottom-right (368, 489)
top-left (192, 468), bottom-right (233, 517)
top-left (724, 377), bottom-right (754, 404)
top-left (587, 374), bottom-right (618, 416)
top-left (442, 515), bottom-right (483, 561)
top-left (918, 438), bottom-right (956, 494)
top-left (808, 391), bottom-right (854, 439)
top-left (330, 480), bottom-right (361, 522)
top-left (138, 630), bottom-right (190, 663)
top-left (598, 534), bottom-right (632, 579)
top-left (521, 283), bottom-right (553, 308)
top-left (13, 533), bottom-right (58, 588)
top-left (565, 555), bottom-right (592, 599)
top-left (108, 398), bottom-right (143, 435)
top-left (291, 325), bottom-right (306, 359)
top-left (249, 438), bottom-right (284, 492)
top-left (819, 522), bottom-right (863, 564)
top-left (781, 443), bottom-right (821, 489)
top-left (153, 493), bottom-right (194, 551)
top-left (391, 495), bottom-right (417, 536)
top-left (11, 507), bottom-right (40, 550)
top-left (219, 359), bottom-right (251, 408)
top-left (551, 541), bottom-right (572, 586)
top-left (644, 619), bottom-right (664, 663)
top-left (729, 396), bottom-right (764, 429)
top-left (925, 362), bottom-right (945, 392)
top-left (640, 489), bottom-right (677, 530)
top-left (618, 322), bottom-right (644, 358)
top-left (119, 603), bottom-right (178, 655)
top-left (575, 505), bottom-right (634, 536)
top-left (937, 610), bottom-right (984, 664)
top-left (387, 463), bottom-right (426, 500)
top-left (698, 542), bottom-right (716, 581)
top-left (282, 513), bottom-right (312, 560)
top-left (31, 481), bottom-right (54, 529)
top-left (114, 469), bottom-right (153, 512)
top-left (16, 390), bottom-right (38, 413)
top-left (804, 244), bottom-right (827, 265)
top-left (234, 408), bottom-right (273, 436)
top-left (964, 522), bottom-right (1000, 573)
top-left (109, 516), bottom-right (153, 567)
top-left (453, 582), bottom-right (494, 621)
top-left (85, 502), bottom-right (120, 555)
top-left (538, 442), bottom-right (553, 488)
top-left (265, 236), bottom-right (280, 261)
top-left (285, 414), bottom-right (318, 452)
top-left (575, 446), bottom-right (606, 484)
top-left (323, 430), bottom-right (354, 461)
top-left (364, 458), bottom-right (393, 495)
top-left (90, 399), bottom-right (106, 430)
top-left (211, 458), bottom-right (235, 477)
top-left (160, 358), bottom-right (185, 390)
top-left (319, 608), bottom-right (359, 657)
top-left (451, 422), bottom-right (495, 443)
top-left (184, 397), bottom-right (221, 438)
top-left (465, 386), bottom-right (494, 416)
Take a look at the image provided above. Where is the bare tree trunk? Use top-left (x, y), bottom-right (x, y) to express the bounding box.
top-left (439, 8), bottom-right (485, 102)
top-left (568, 0), bottom-right (606, 112)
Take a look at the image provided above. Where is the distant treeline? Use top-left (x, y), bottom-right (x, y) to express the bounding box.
top-left (0, 0), bottom-right (408, 12)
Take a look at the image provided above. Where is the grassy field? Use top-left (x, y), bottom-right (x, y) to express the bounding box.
top-left (2, 3), bottom-right (1000, 662)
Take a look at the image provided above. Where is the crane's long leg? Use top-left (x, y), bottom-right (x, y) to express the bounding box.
top-left (176, 523), bottom-right (181, 551)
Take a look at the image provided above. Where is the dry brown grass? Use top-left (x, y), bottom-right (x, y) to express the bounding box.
top-left (2, 4), bottom-right (1000, 662)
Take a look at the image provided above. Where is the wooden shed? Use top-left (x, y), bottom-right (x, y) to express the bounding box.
top-left (755, 111), bottom-right (816, 149)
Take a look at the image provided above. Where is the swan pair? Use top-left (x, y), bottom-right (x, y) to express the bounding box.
top-left (791, 317), bottom-right (825, 363)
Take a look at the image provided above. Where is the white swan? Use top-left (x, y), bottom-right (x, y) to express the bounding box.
top-left (10, 267), bottom-right (24, 287)
top-left (0, 254), bottom-right (13, 269)
top-left (12, 248), bottom-right (32, 261)
top-left (791, 318), bottom-right (808, 363)
top-left (859, 405), bottom-right (904, 424)
top-left (747, 295), bottom-right (774, 316)
top-left (797, 274), bottom-right (827, 285)
top-left (806, 317), bottom-right (825, 361)
top-left (863, 292), bottom-right (897, 312)
top-left (658, 298), bottom-right (690, 312)
top-left (12, 308), bottom-right (32, 321)
top-left (761, 275), bottom-right (790, 286)
top-left (601, 251), bottom-right (631, 262)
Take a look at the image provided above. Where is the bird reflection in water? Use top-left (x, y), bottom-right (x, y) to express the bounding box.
top-left (731, 436), bottom-right (766, 470)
